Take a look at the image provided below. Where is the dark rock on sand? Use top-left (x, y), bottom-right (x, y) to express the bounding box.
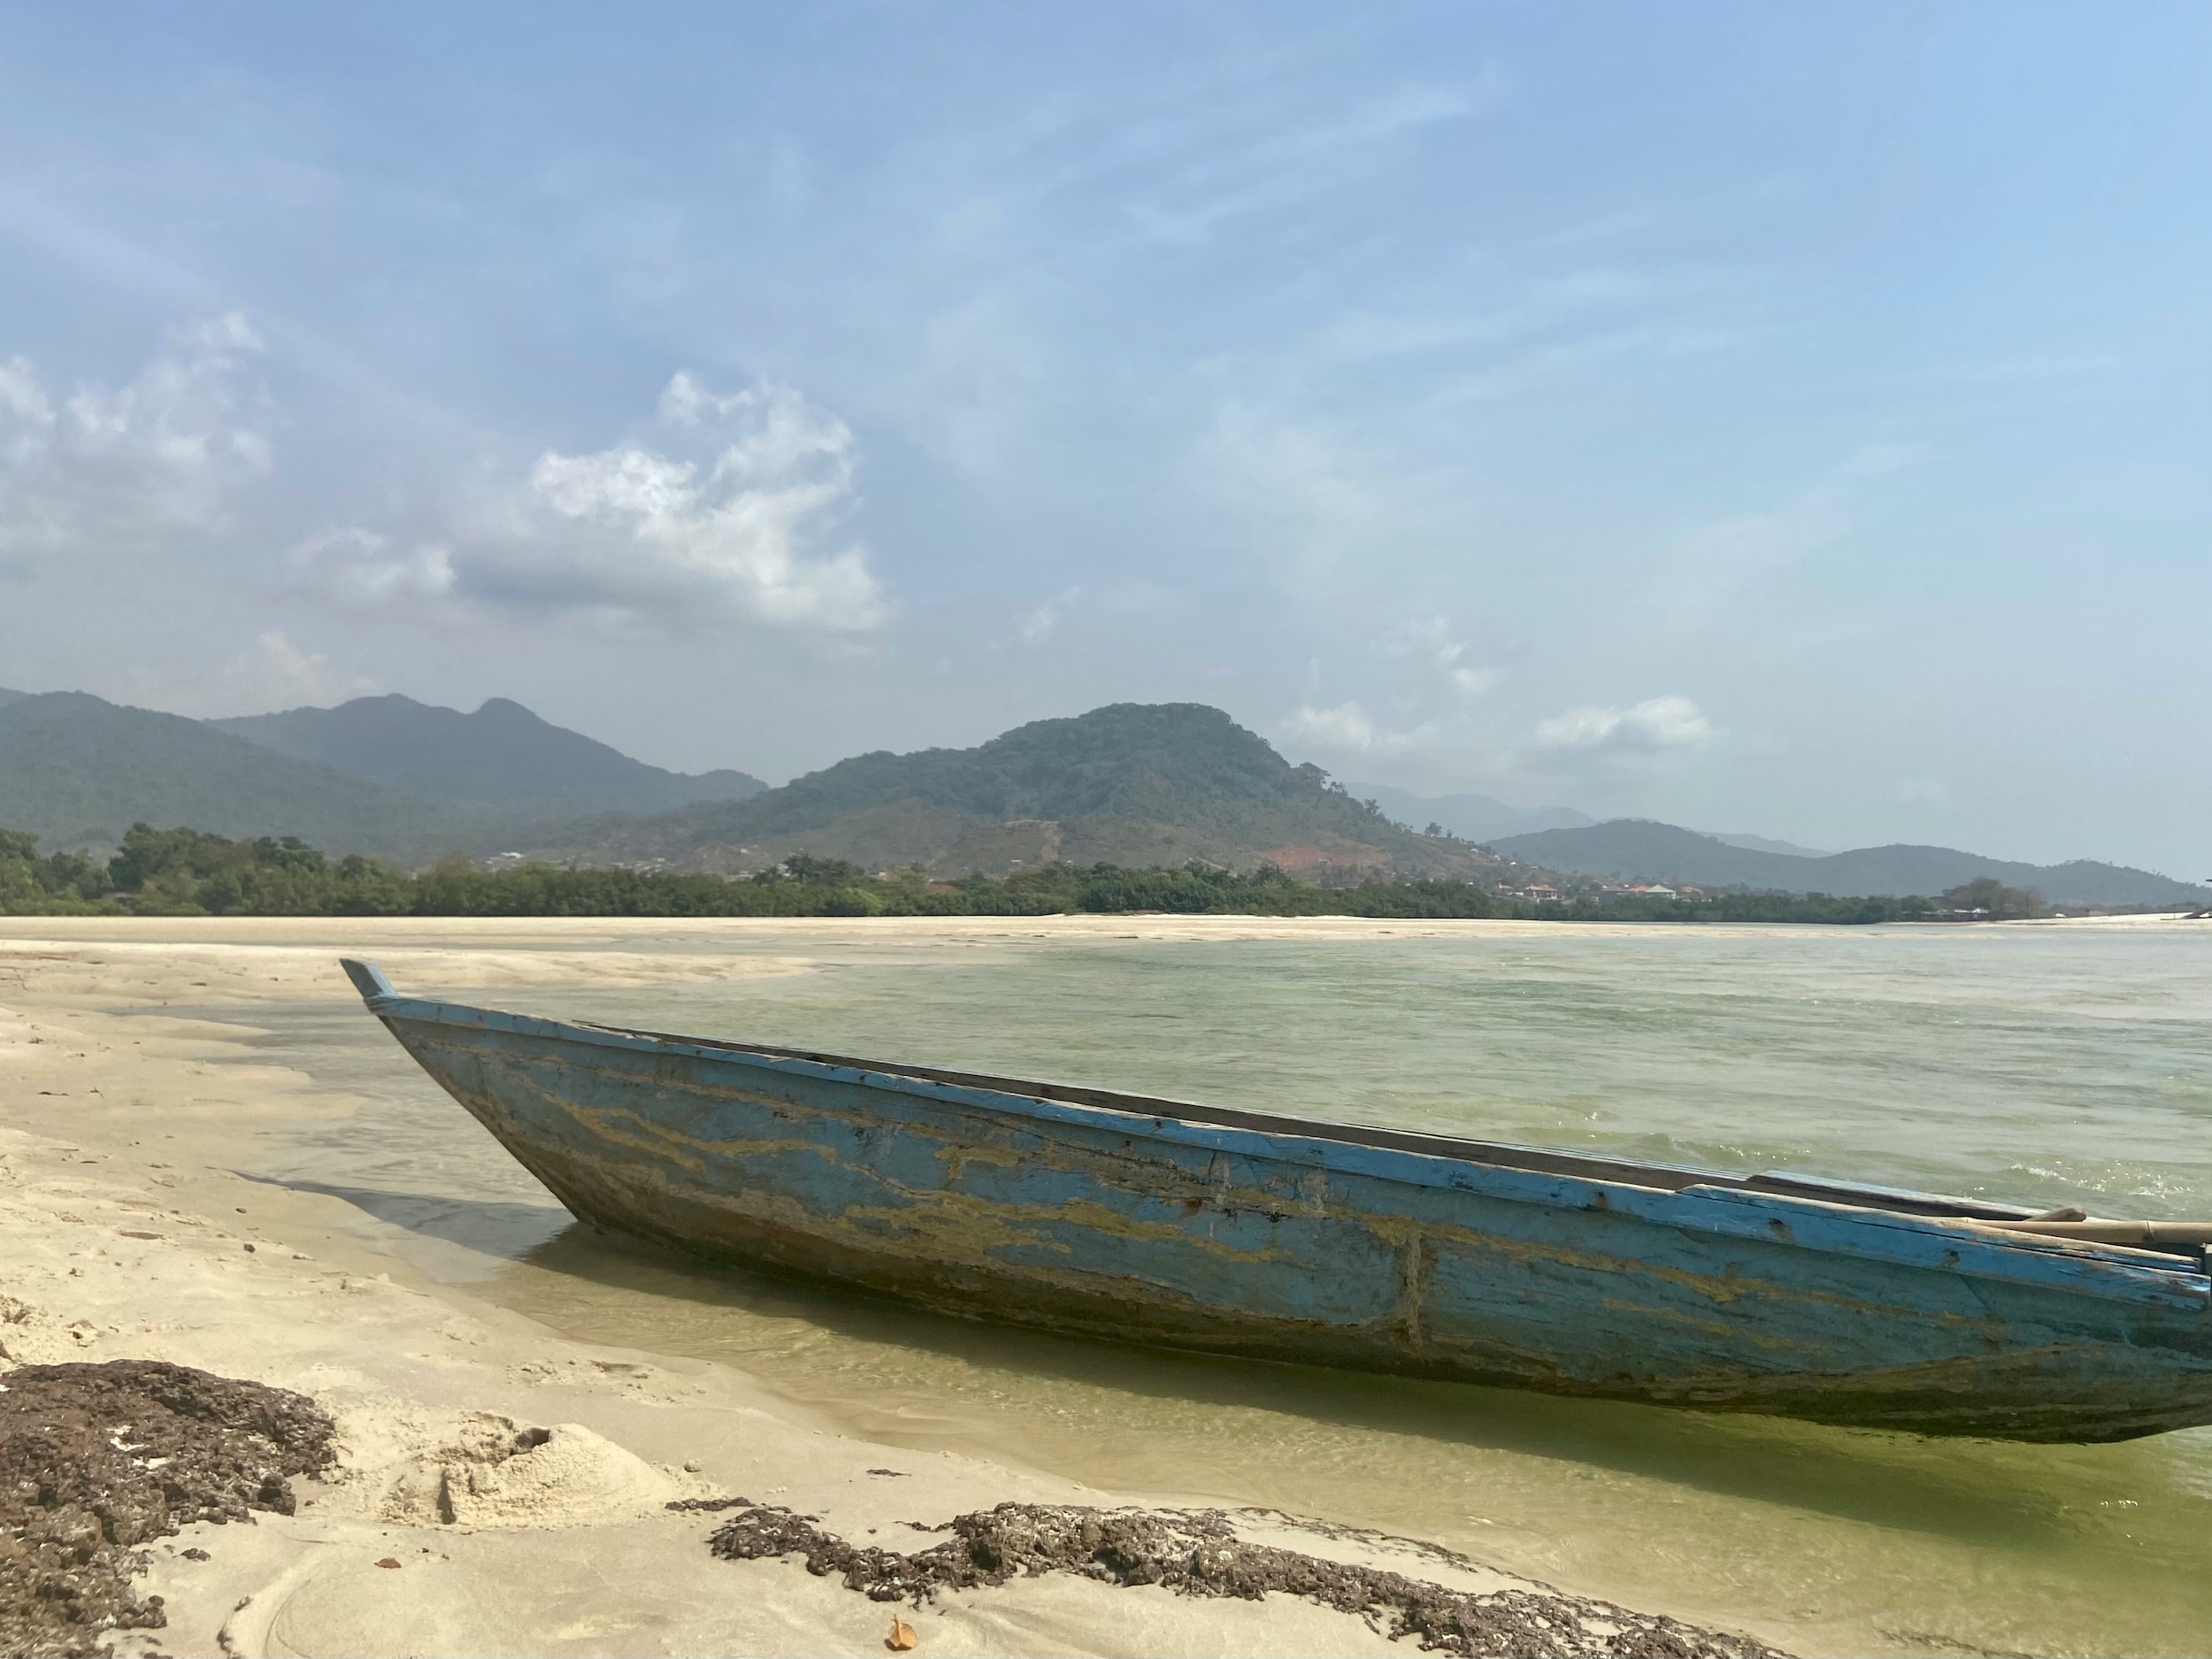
top-left (1, 1359), bottom-right (336, 1659)
top-left (696, 1498), bottom-right (1786, 1658)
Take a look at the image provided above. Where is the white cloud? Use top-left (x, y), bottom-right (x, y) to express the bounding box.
top-left (311, 374), bottom-right (884, 632)
top-left (1536, 695), bottom-right (1713, 752)
top-left (1282, 700), bottom-right (1427, 754)
top-left (0, 315), bottom-right (270, 572)
top-left (1019, 588), bottom-right (1079, 645)
top-left (0, 359), bottom-right (51, 431)
top-left (1380, 614), bottom-right (1454, 658)
top-left (127, 630), bottom-right (376, 718)
top-left (292, 527), bottom-right (457, 605)
top-left (1379, 614), bottom-right (1501, 699)
top-left (213, 631), bottom-right (373, 714)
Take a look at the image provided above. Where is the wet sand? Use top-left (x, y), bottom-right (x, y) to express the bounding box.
top-left (0, 917), bottom-right (1797, 1659)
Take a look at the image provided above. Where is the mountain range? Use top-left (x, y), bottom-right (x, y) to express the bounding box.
top-left (212, 695), bottom-right (765, 818)
top-left (1702, 831), bottom-right (1832, 857)
top-left (1, 685), bottom-right (2203, 904)
top-left (0, 691), bottom-right (1494, 879)
top-left (0, 689), bottom-right (761, 861)
top-left (0, 691), bottom-right (462, 859)
top-left (1347, 783), bottom-right (1594, 843)
top-left (1490, 819), bottom-right (2205, 908)
top-left (1354, 782), bottom-right (1830, 858)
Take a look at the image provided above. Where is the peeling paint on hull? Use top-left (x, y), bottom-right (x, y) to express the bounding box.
top-left (342, 963), bottom-right (2212, 1442)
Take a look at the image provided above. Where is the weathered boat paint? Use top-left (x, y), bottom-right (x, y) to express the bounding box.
top-left (340, 959), bottom-right (2212, 1441)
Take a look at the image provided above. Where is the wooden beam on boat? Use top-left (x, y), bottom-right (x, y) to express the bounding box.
top-left (1971, 1219), bottom-right (2212, 1246)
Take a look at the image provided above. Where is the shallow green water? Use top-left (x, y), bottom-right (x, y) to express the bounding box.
top-left (234, 923), bottom-right (2212, 1656)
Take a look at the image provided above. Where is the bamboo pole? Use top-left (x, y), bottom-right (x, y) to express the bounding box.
top-left (1970, 1218), bottom-right (2212, 1247)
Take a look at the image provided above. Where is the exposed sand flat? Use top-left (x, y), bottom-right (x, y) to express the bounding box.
top-left (5, 903), bottom-right (2189, 979)
top-left (0, 918), bottom-right (1791, 1658)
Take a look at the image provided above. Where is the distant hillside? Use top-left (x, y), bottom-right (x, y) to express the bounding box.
top-left (1350, 782), bottom-right (1593, 842)
top-left (1490, 819), bottom-right (2208, 908)
top-left (0, 687), bottom-right (28, 710)
top-left (0, 692), bottom-right (470, 859)
top-left (216, 695), bottom-right (767, 817)
top-left (1704, 831), bottom-right (1830, 857)
top-left (550, 703), bottom-right (1501, 879)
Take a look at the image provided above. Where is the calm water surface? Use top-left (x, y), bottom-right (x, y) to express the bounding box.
top-left (224, 923), bottom-right (2212, 1657)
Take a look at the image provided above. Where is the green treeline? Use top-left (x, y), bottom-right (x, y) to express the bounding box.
top-left (0, 822), bottom-right (1967, 923)
top-left (2, 824), bottom-right (411, 915)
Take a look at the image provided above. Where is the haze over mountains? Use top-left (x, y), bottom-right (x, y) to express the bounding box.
top-left (213, 695), bottom-right (766, 818)
top-left (1, 685), bottom-right (2203, 905)
top-left (1347, 783), bottom-right (1594, 844)
top-left (1355, 783), bottom-right (1829, 859)
top-left (0, 690), bottom-right (461, 859)
top-left (0, 689), bottom-right (764, 861)
top-left (1489, 820), bottom-right (2205, 908)
top-left (1703, 832), bottom-right (1833, 857)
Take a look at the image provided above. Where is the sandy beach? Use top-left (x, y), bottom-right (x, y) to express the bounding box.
top-left (0, 917), bottom-right (1807, 1659)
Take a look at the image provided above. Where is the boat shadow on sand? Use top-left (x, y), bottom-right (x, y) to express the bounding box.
top-left (255, 1174), bottom-right (2160, 1551)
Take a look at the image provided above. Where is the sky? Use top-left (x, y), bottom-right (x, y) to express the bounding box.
top-left (1, 3), bottom-right (2208, 874)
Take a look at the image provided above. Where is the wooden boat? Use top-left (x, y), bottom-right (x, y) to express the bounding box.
top-left (341, 960), bottom-right (2212, 1441)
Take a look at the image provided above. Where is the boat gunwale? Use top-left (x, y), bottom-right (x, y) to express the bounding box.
top-left (331, 955), bottom-right (1981, 1209)
top-left (345, 969), bottom-right (2210, 1308)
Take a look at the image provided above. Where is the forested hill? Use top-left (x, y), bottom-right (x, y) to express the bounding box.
top-left (0, 692), bottom-right (467, 859)
top-left (551, 703), bottom-right (1498, 879)
top-left (12, 687), bottom-right (2183, 901)
top-left (1490, 819), bottom-right (2207, 908)
top-left (0, 693), bottom-right (1485, 877)
top-left (215, 694), bottom-right (767, 817)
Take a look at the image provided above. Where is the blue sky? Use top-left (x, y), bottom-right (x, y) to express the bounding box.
top-left (2, 3), bottom-right (2208, 872)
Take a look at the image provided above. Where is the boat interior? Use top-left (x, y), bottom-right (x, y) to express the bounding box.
top-left (342, 948), bottom-right (2208, 1267)
top-left (581, 1018), bottom-right (2066, 1224)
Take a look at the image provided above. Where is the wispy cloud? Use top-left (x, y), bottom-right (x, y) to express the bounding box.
top-left (1637, 448), bottom-right (1922, 630)
top-left (1120, 76), bottom-right (1502, 244)
top-left (1671, 493), bottom-right (1853, 578)
top-left (1314, 268), bottom-right (1664, 366)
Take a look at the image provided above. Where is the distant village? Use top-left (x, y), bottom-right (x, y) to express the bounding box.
top-left (1494, 879), bottom-right (1699, 903)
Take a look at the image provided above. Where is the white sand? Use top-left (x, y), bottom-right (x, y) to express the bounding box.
top-left (0, 917), bottom-right (1810, 1657)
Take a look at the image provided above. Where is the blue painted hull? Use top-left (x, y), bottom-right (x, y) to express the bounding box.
top-left (342, 962), bottom-right (2212, 1441)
